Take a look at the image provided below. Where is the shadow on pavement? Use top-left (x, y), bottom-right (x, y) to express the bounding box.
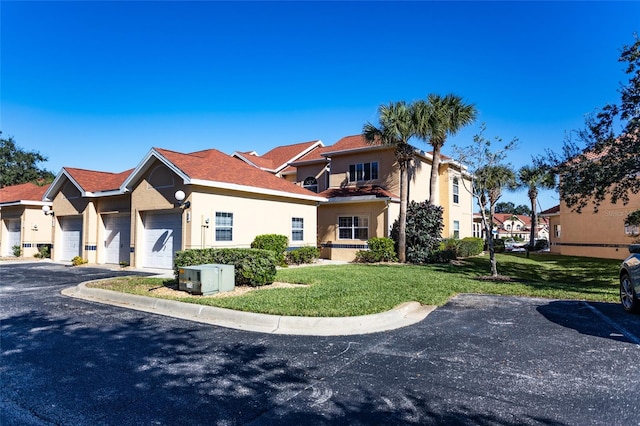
top-left (537, 300), bottom-right (640, 345)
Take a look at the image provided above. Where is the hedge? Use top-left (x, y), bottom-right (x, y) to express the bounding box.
top-left (286, 247), bottom-right (320, 265)
top-left (174, 248), bottom-right (277, 287)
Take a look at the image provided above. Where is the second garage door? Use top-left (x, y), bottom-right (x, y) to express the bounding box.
top-left (143, 212), bottom-right (182, 269)
top-left (104, 214), bottom-right (131, 265)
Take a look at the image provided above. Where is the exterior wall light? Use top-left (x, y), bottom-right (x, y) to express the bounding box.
top-left (174, 190), bottom-right (191, 209)
top-left (42, 205), bottom-right (55, 216)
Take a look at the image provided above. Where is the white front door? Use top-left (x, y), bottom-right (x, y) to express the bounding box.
top-left (60, 217), bottom-right (83, 261)
top-left (143, 212), bottom-right (182, 269)
top-left (104, 215), bottom-right (130, 265)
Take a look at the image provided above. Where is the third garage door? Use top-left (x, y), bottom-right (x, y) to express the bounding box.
top-left (143, 212), bottom-right (182, 269)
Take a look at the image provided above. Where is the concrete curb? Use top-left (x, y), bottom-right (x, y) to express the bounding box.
top-left (62, 280), bottom-right (436, 336)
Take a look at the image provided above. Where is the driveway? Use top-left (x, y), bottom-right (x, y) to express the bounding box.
top-left (1, 262), bottom-right (639, 425)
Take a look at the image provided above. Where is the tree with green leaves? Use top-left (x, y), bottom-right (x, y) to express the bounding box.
top-left (516, 165), bottom-right (555, 254)
top-left (413, 93), bottom-right (477, 205)
top-left (0, 132), bottom-right (55, 187)
top-left (454, 123), bottom-right (518, 277)
top-left (363, 101), bottom-right (416, 263)
top-left (546, 37), bottom-right (640, 212)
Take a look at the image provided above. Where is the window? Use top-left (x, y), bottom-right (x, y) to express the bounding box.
top-left (215, 212), bottom-right (233, 241)
top-left (516, 224), bottom-right (522, 231)
top-left (338, 216), bottom-right (369, 240)
top-left (554, 224), bottom-right (561, 238)
top-left (292, 217), bottom-right (304, 241)
top-left (506, 224), bottom-right (511, 231)
top-left (453, 220), bottom-right (460, 239)
top-left (303, 177), bottom-right (318, 193)
top-left (453, 177), bottom-right (459, 204)
top-left (348, 162), bottom-right (378, 182)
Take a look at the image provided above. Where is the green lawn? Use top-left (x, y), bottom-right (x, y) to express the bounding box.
top-left (89, 253), bottom-right (623, 317)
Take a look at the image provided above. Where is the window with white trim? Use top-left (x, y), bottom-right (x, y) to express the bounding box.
top-left (215, 212), bottom-right (233, 241)
top-left (348, 162), bottom-right (378, 182)
top-left (338, 216), bottom-right (369, 240)
top-left (554, 224), bottom-right (561, 238)
top-left (292, 217), bottom-right (304, 241)
top-left (453, 220), bottom-right (460, 239)
top-left (453, 177), bottom-right (459, 204)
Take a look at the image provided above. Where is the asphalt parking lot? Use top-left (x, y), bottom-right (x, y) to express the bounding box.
top-left (1, 262), bottom-right (639, 425)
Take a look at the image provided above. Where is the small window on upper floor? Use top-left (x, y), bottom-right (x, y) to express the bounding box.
top-left (453, 177), bottom-right (459, 204)
top-left (303, 177), bottom-right (318, 193)
top-left (348, 162), bottom-right (378, 182)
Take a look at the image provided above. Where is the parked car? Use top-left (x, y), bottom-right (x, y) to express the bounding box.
top-left (620, 244), bottom-right (640, 313)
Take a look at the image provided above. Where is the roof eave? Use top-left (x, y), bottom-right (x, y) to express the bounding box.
top-left (189, 178), bottom-right (327, 202)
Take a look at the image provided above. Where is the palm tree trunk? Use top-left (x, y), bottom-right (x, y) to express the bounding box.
top-left (528, 196), bottom-right (537, 256)
top-left (428, 145), bottom-right (441, 205)
top-left (398, 164), bottom-right (408, 263)
top-left (489, 204), bottom-right (498, 277)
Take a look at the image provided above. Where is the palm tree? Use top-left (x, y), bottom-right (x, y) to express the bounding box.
top-left (474, 164), bottom-right (516, 277)
top-left (414, 94), bottom-right (477, 205)
top-left (516, 165), bottom-right (555, 254)
top-left (363, 101), bottom-right (415, 263)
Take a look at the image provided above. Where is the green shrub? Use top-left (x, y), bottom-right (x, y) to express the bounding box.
top-left (34, 244), bottom-right (51, 259)
top-left (487, 238), bottom-right (506, 253)
top-left (251, 234), bottom-right (289, 266)
top-left (458, 237), bottom-right (484, 257)
top-left (11, 245), bottom-right (21, 257)
top-left (174, 248), bottom-right (277, 287)
top-left (391, 201), bottom-right (444, 264)
top-left (286, 247), bottom-right (320, 265)
top-left (429, 248), bottom-right (457, 263)
top-left (355, 237), bottom-right (397, 263)
top-left (71, 256), bottom-right (87, 266)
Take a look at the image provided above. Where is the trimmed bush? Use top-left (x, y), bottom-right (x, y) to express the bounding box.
top-left (355, 237), bottom-right (397, 263)
top-left (11, 245), bottom-right (21, 257)
top-left (174, 248), bottom-right (277, 287)
top-left (71, 256), bottom-right (87, 266)
top-left (459, 237), bottom-right (484, 257)
top-left (251, 234), bottom-right (289, 266)
top-left (286, 247), bottom-right (320, 265)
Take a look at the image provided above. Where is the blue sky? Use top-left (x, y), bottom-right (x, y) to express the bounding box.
top-left (2, 1), bottom-right (639, 211)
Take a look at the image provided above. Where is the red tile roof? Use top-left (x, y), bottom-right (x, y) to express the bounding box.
top-left (64, 168), bottom-right (133, 193)
top-left (540, 205), bottom-right (560, 215)
top-left (235, 140), bottom-right (322, 171)
top-left (0, 182), bottom-right (50, 203)
top-left (318, 185), bottom-right (399, 200)
top-left (319, 134), bottom-right (451, 161)
top-left (154, 147), bottom-right (321, 198)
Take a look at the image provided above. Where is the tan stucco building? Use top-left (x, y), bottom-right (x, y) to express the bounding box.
top-left (541, 196), bottom-right (640, 260)
top-left (0, 183), bottom-right (52, 257)
top-left (243, 135), bottom-right (474, 261)
top-left (42, 147), bottom-right (324, 269)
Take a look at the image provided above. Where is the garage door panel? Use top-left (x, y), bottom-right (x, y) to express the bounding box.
top-left (5, 219), bottom-right (21, 256)
top-left (143, 212), bottom-right (181, 269)
top-left (104, 215), bottom-right (130, 265)
top-left (61, 217), bottom-right (82, 261)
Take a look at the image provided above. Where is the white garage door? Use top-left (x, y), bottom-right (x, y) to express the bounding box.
top-left (104, 215), bottom-right (131, 265)
top-left (60, 217), bottom-right (83, 261)
top-left (5, 219), bottom-right (21, 256)
top-left (143, 212), bottom-right (182, 269)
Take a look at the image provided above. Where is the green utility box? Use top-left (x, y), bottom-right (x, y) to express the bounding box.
top-left (178, 264), bottom-right (235, 295)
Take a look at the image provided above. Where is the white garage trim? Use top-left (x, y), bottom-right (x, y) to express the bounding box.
top-left (143, 211), bottom-right (182, 269)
